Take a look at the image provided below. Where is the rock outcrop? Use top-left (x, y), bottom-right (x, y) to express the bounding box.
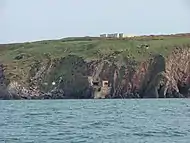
top-left (86, 46), bottom-right (190, 99)
top-left (0, 63), bottom-right (11, 99)
top-left (0, 63), bottom-right (5, 85)
top-left (164, 46), bottom-right (190, 97)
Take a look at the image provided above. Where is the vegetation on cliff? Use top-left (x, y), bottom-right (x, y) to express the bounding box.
top-left (0, 33), bottom-right (190, 99)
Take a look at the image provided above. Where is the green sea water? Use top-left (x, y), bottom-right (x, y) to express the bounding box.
top-left (0, 99), bottom-right (190, 143)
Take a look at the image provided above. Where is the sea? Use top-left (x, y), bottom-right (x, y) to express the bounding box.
top-left (0, 99), bottom-right (190, 143)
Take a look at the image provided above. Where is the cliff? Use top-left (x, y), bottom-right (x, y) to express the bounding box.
top-left (0, 34), bottom-right (190, 99)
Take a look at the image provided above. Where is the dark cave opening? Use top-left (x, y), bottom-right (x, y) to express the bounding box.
top-left (177, 80), bottom-right (189, 97)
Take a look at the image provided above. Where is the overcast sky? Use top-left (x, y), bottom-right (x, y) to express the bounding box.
top-left (0, 0), bottom-right (190, 43)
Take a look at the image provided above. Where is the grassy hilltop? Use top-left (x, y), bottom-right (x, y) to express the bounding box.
top-left (0, 33), bottom-right (190, 85)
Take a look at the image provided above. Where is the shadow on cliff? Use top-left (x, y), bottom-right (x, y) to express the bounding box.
top-left (139, 54), bottom-right (166, 98)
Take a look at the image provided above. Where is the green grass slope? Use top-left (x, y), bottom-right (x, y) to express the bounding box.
top-left (0, 34), bottom-right (190, 84)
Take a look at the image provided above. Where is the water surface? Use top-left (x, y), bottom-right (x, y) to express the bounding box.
top-left (0, 99), bottom-right (190, 143)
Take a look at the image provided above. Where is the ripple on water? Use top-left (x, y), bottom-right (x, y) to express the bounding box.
top-left (0, 99), bottom-right (190, 143)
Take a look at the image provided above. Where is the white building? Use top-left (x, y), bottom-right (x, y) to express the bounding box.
top-left (123, 34), bottom-right (136, 38)
top-left (100, 34), bottom-right (107, 38)
top-left (100, 33), bottom-right (125, 38)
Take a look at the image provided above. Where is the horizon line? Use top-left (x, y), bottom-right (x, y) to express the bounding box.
top-left (1, 32), bottom-right (190, 45)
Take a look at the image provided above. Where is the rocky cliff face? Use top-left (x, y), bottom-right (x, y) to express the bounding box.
top-left (0, 63), bottom-right (4, 85)
top-left (1, 45), bottom-right (190, 99)
top-left (0, 63), bottom-right (12, 99)
top-left (163, 46), bottom-right (190, 97)
top-left (87, 46), bottom-right (190, 98)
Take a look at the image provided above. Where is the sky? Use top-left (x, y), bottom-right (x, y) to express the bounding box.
top-left (0, 0), bottom-right (190, 43)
